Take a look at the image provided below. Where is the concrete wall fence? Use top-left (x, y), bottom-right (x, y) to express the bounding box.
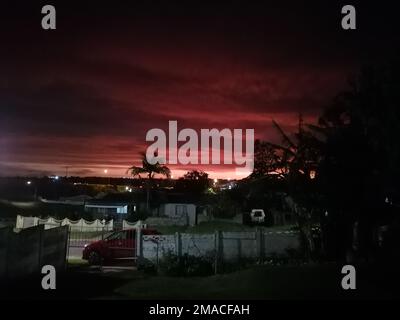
top-left (138, 229), bottom-right (300, 265)
top-left (0, 225), bottom-right (68, 280)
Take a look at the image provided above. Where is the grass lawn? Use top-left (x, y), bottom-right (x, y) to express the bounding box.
top-left (112, 264), bottom-right (342, 299)
top-left (110, 263), bottom-right (397, 299)
top-left (6, 262), bottom-right (399, 299)
top-left (155, 221), bottom-right (297, 235)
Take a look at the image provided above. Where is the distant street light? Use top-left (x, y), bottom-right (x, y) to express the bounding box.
top-left (104, 169), bottom-right (111, 185)
top-left (26, 180), bottom-right (37, 200)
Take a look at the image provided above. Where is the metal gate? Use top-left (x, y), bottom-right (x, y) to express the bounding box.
top-left (67, 226), bottom-right (139, 267)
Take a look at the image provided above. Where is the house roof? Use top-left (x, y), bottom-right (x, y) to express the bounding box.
top-left (89, 190), bottom-right (204, 207)
top-left (85, 200), bottom-right (131, 207)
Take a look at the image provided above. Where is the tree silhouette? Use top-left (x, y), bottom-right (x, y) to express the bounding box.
top-left (251, 139), bottom-right (281, 178)
top-left (250, 115), bottom-right (323, 258)
top-left (128, 152), bottom-right (171, 210)
top-left (316, 62), bottom-right (400, 260)
top-left (175, 170), bottom-right (210, 194)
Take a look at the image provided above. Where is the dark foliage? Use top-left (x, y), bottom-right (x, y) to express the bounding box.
top-left (158, 251), bottom-right (214, 277)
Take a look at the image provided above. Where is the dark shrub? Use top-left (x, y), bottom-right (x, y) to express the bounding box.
top-left (158, 251), bottom-right (214, 277)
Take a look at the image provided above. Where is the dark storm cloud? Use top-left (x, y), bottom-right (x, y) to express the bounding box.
top-left (0, 162), bottom-right (54, 177)
top-left (204, 66), bottom-right (349, 116)
top-left (0, 81), bottom-right (137, 136)
top-left (0, 0), bottom-right (399, 177)
top-left (2, 54), bottom-right (202, 91)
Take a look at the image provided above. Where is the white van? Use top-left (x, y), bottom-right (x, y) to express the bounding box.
top-left (250, 209), bottom-right (266, 224)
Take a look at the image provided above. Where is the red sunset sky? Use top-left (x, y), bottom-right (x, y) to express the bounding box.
top-left (0, 1), bottom-right (397, 178)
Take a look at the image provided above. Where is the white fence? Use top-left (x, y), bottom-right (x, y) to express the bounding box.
top-left (16, 215), bottom-right (114, 231)
top-left (122, 220), bottom-right (147, 230)
top-left (138, 229), bottom-right (300, 264)
top-left (16, 215), bottom-right (150, 232)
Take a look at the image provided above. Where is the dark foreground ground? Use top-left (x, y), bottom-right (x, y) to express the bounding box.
top-left (1, 261), bottom-right (400, 300)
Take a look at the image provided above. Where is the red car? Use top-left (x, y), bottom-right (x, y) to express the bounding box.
top-left (82, 228), bottom-right (160, 265)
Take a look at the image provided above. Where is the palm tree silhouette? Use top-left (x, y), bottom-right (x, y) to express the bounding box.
top-left (128, 152), bottom-right (171, 210)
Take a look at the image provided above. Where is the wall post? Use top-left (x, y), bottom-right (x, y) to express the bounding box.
top-left (214, 230), bottom-right (223, 274)
top-left (175, 232), bottom-right (182, 258)
top-left (256, 228), bottom-right (265, 262)
top-left (38, 224), bottom-right (44, 272)
top-left (136, 227), bottom-right (142, 260)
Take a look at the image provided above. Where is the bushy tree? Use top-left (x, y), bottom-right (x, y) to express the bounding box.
top-left (175, 170), bottom-right (210, 194)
